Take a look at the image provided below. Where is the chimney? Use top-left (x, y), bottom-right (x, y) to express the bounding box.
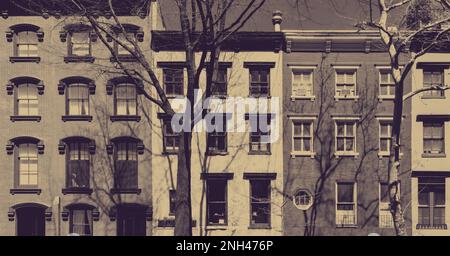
top-left (272, 10), bottom-right (283, 32)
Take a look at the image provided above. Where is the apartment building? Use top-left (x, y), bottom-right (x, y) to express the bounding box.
top-left (410, 45), bottom-right (450, 235)
top-left (282, 30), bottom-right (413, 236)
top-left (0, 0), bottom-right (162, 236)
top-left (150, 30), bottom-right (284, 235)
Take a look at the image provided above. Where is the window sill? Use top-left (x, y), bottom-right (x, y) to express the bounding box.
top-left (9, 56), bottom-right (41, 63)
top-left (166, 94), bottom-right (185, 99)
top-left (62, 115), bottom-right (93, 122)
top-left (10, 115), bottom-right (41, 122)
top-left (378, 96), bottom-right (395, 102)
top-left (422, 153), bottom-right (446, 158)
top-left (420, 96), bottom-right (445, 99)
top-left (335, 152), bottom-right (359, 158)
top-left (162, 151), bottom-right (179, 156)
top-left (334, 96), bottom-right (359, 101)
top-left (64, 56), bottom-right (95, 63)
top-left (416, 224), bottom-right (447, 230)
top-left (291, 96), bottom-right (315, 102)
top-left (157, 218), bottom-right (197, 228)
top-left (110, 115), bottom-right (141, 122)
top-left (207, 151), bottom-right (229, 156)
top-left (249, 94), bottom-right (271, 98)
top-left (248, 151), bottom-right (271, 155)
top-left (110, 56), bottom-right (137, 62)
top-left (248, 224), bottom-right (271, 229)
top-left (335, 224), bottom-right (359, 228)
top-left (10, 188), bottom-right (41, 195)
top-left (62, 187), bottom-right (93, 195)
top-left (378, 152), bottom-right (403, 158)
top-left (110, 188), bottom-right (142, 194)
top-left (206, 225), bottom-right (228, 231)
top-left (291, 152), bottom-right (316, 158)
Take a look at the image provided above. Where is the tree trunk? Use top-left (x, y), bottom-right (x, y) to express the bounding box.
top-left (174, 131), bottom-right (193, 236)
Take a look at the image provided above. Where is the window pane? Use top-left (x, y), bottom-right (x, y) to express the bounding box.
top-left (337, 183), bottom-right (354, 203)
top-left (207, 180), bottom-right (226, 202)
top-left (251, 180), bottom-right (270, 201)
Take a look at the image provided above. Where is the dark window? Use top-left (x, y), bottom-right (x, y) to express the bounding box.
top-left (423, 121), bottom-right (445, 154)
top-left (67, 83), bottom-right (89, 115)
top-left (16, 206), bottom-right (45, 236)
top-left (249, 68), bottom-right (270, 97)
top-left (418, 177), bottom-right (446, 228)
top-left (163, 68), bottom-right (184, 96)
top-left (17, 143), bottom-right (38, 187)
top-left (69, 32), bottom-right (91, 56)
top-left (115, 83), bottom-right (137, 116)
top-left (16, 83), bottom-right (38, 116)
top-left (16, 31), bottom-right (38, 57)
top-left (423, 69), bottom-right (444, 97)
top-left (67, 142), bottom-right (90, 189)
top-left (336, 182), bottom-right (356, 226)
top-left (250, 179), bottom-right (271, 227)
top-left (169, 189), bottom-right (176, 216)
top-left (163, 120), bottom-right (180, 153)
top-left (69, 207), bottom-right (93, 236)
top-left (207, 179), bottom-right (227, 225)
top-left (249, 114), bottom-right (271, 154)
top-left (207, 114), bottom-right (227, 153)
top-left (209, 68), bottom-right (228, 96)
top-left (116, 205), bottom-right (146, 236)
top-left (114, 141), bottom-right (138, 189)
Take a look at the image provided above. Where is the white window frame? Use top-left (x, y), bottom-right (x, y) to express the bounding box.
top-left (290, 65), bottom-right (316, 101)
top-left (333, 66), bottom-right (359, 101)
top-left (378, 118), bottom-right (392, 157)
top-left (333, 116), bottom-right (359, 157)
top-left (335, 182), bottom-right (357, 227)
top-left (377, 67), bottom-right (396, 101)
top-left (289, 116), bottom-right (316, 158)
top-left (379, 182), bottom-right (398, 228)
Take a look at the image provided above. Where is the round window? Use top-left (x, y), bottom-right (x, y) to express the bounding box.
top-left (293, 189), bottom-right (313, 210)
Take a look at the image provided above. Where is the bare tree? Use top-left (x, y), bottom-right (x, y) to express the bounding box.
top-left (10, 0), bottom-right (267, 236)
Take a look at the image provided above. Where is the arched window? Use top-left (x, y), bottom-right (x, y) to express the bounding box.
top-left (10, 203), bottom-right (50, 236)
top-left (7, 137), bottom-right (44, 194)
top-left (59, 137), bottom-right (95, 194)
top-left (58, 77), bottom-right (95, 122)
top-left (107, 77), bottom-right (142, 122)
top-left (108, 24), bottom-right (143, 62)
top-left (7, 24), bottom-right (43, 62)
top-left (108, 137), bottom-right (144, 194)
top-left (60, 24), bottom-right (96, 63)
top-left (8, 77), bottom-right (44, 122)
top-left (62, 203), bottom-right (99, 236)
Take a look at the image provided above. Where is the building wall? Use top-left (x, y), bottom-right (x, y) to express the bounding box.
top-left (151, 50), bottom-right (284, 236)
top-left (0, 9), bottom-right (157, 236)
top-left (282, 49), bottom-right (412, 236)
top-left (410, 53), bottom-right (450, 236)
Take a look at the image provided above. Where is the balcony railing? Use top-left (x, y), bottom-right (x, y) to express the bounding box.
top-left (336, 210), bottom-right (356, 227)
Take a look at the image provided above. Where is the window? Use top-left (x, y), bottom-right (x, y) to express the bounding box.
top-left (67, 141), bottom-right (90, 189)
top-left (169, 189), bottom-right (176, 216)
top-left (379, 69), bottom-right (395, 98)
top-left (418, 177), bottom-right (446, 229)
top-left (69, 32), bottom-right (91, 56)
top-left (16, 83), bottom-right (38, 116)
top-left (292, 69), bottom-right (313, 97)
top-left (293, 189), bottom-right (313, 210)
top-left (210, 68), bottom-right (228, 96)
top-left (379, 183), bottom-right (394, 228)
top-left (16, 31), bottom-right (38, 57)
top-left (207, 179), bottom-right (228, 225)
top-left (249, 114), bottom-right (271, 154)
top-left (423, 69), bottom-right (444, 97)
top-left (335, 120), bottom-right (357, 155)
top-left (117, 32), bottom-right (135, 56)
top-left (114, 141), bottom-right (138, 189)
top-left (163, 68), bottom-right (184, 96)
top-left (336, 182), bottom-right (357, 226)
top-left (335, 70), bottom-right (356, 98)
top-left (67, 83), bottom-right (89, 116)
top-left (207, 114), bottom-right (228, 154)
top-left (292, 120), bottom-right (313, 154)
top-left (379, 121), bottom-right (392, 155)
top-left (163, 120), bottom-right (180, 153)
top-left (249, 67), bottom-right (270, 97)
top-left (250, 179), bottom-right (271, 227)
top-left (423, 121), bottom-right (445, 155)
top-left (70, 207), bottom-right (93, 236)
top-left (18, 143), bottom-right (38, 187)
top-left (115, 83), bottom-right (137, 116)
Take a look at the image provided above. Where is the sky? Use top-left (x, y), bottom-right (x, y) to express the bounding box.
top-left (158, 0), bottom-right (377, 31)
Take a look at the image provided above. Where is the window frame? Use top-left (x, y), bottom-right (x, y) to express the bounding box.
top-left (207, 114), bottom-right (228, 155)
top-left (68, 31), bottom-right (92, 57)
top-left (65, 140), bottom-right (91, 190)
top-left (15, 82), bottom-right (39, 116)
top-left (422, 68), bottom-right (445, 98)
top-left (206, 178), bottom-right (228, 226)
top-left (163, 67), bottom-right (185, 97)
top-left (423, 121), bottom-right (445, 156)
top-left (207, 66), bottom-right (229, 97)
top-left (290, 66), bottom-right (315, 100)
top-left (335, 182), bottom-right (357, 227)
top-left (291, 117), bottom-right (315, 157)
top-left (333, 66), bottom-right (359, 100)
top-left (379, 182), bottom-right (396, 228)
top-left (114, 83), bottom-right (138, 116)
top-left (248, 114), bottom-right (272, 155)
top-left (113, 140), bottom-right (139, 190)
top-left (162, 118), bottom-right (180, 154)
top-left (66, 83), bottom-right (90, 116)
top-left (378, 68), bottom-right (396, 100)
top-left (249, 178), bottom-right (272, 228)
top-left (248, 67), bottom-right (270, 97)
top-left (417, 177), bottom-right (446, 229)
top-left (333, 117), bottom-right (359, 157)
top-left (15, 30), bottom-right (38, 58)
top-left (69, 206), bottom-right (93, 236)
